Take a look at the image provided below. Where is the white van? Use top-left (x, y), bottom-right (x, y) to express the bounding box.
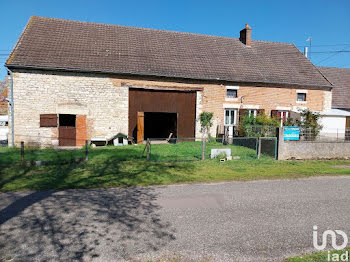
top-left (0, 115), bottom-right (9, 145)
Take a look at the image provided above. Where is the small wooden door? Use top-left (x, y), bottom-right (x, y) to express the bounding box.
top-left (137, 112), bottom-right (144, 144)
top-left (59, 126), bottom-right (76, 146)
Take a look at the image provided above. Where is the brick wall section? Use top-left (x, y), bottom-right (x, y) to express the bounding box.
top-left (9, 69), bottom-right (331, 146)
top-left (201, 84), bottom-right (331, 136)
top-left (76, 115), bottom-right (87, 146)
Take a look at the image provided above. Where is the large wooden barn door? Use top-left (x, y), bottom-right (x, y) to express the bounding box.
top-left (137, 112), bottom-right (144, 144)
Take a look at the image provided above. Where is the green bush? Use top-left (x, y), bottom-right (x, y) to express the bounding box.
top-left (239, 113), bottom-right (280, 137)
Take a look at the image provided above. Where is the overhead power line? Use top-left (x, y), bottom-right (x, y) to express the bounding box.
top-left (316, 44), bottom-right (350, 65)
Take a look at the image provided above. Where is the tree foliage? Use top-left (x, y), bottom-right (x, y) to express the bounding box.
top-left (296, 109), bottom-right (323, 139)
top-left (199, 111), bottom-right (214, 137)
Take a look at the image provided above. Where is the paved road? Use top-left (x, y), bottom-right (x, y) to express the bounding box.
top-left (0, 176), bottom-right (350, 262)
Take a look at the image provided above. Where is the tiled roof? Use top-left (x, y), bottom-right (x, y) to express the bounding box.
top-left (318, 66), bottom-right (350, 109)
top-left (6, 16), bottom-right (332, 88)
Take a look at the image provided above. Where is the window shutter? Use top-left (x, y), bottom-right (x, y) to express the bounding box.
top-left (239, 109), bottom-right (248, 123)
top-left (257, 109), bottom-right (265, 115)
top-left (271, 110), bottom-right (278, 118)
top-left (40, 114), bottom-right (58, 127)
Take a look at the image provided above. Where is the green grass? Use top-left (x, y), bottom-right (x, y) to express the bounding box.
top-left (0, 142), bottom-right (350, 192)
top-left (285, 248), bottom-right (350, 262)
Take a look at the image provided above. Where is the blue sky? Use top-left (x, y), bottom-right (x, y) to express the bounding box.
top-left (0, 0), bottom-right (349, 79)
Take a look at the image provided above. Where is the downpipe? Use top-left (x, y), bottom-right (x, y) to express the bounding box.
top-left (6, 68), bottom-right (14, 147)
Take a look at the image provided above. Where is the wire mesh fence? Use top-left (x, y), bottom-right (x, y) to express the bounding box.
top-left (142, 137), bottom-right (277, 162)
top-left (299, 128), bottom-right (350, 142)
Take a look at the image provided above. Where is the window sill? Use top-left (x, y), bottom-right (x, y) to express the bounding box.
top-left (225, 98), bottom-right (239, 102)
top-left (296, 101), bottom-right (307, 104)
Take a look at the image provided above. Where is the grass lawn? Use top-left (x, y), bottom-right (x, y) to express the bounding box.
top-left (0, 141), bottom-right (350, 192)
top-left (285, 248), bottom-right (350, 262)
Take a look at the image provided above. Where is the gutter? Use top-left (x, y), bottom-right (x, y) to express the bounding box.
top-left (5, 64), bottom-right (334, 90)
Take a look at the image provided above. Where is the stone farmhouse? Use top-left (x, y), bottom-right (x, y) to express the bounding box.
top-left (5, 16), bottom-right (333, 147)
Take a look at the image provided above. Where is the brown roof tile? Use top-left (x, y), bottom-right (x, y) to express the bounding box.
top-left (318, 66), bottom-right (350, 109)
top-left (6, 16), bottom-right (332, 88)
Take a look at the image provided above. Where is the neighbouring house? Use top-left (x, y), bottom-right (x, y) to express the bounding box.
top-left (5, 16), bottom-right (333, 147)
top-left (0, 77), bottom-right (8, 115)
top-left (0, 78), bottom-right (9, 144)
top-left (317, 67), bottom-right (350, 140)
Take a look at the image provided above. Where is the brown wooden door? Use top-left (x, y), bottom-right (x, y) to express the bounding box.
top-left (59, 126), bottom-right (76, 146)
top-left (137, 112), bottom-right (144, 144)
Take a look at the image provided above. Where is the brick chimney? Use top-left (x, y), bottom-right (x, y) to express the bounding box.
top-left (240, 24), bottom-right (252, 46)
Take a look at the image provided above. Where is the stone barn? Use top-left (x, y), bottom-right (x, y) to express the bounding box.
top-left (5, 16), bottom-right (333, 147)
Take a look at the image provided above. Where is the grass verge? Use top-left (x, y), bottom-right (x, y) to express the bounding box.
top-left (0, 143), bottom-right (350, 192)
top-left (285, 248), bottom-right (350, 262)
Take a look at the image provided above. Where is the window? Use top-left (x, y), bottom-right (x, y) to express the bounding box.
top-left (248, 109), bottom-right (257, 118)
top-left (297, 93), bottom-right (306, 102)
top-left (278, 111), bottom-right (289, 127)
top-left (227, 89), bottom-right (238, 98)
top-left (225, 109), bottom-right (237, 125)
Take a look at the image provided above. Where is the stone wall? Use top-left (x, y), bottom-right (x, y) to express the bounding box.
top-left (9, 70), bottom-right (128, 147)
top-left (277, 128), bottom-right (350, 160)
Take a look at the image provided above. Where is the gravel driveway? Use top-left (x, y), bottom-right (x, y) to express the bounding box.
top-left (1, 176), bottom-right (350, 262)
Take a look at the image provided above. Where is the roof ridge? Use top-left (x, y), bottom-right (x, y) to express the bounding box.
top-left (6, 16), bottom-right (333, 88)
top-left (32, 16), bottom-right (294, 45)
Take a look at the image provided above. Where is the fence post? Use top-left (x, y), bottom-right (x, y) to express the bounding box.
top-left (21, 141), bottom-right (24, 163)
top-left (85, 140), bottom-right (88, 161)
top-left (146, 138), bottom-right (150, 161)
top-left (257, 137), bottom-right (261, 159)
top-left (201, 138), bottom-right (206, 160)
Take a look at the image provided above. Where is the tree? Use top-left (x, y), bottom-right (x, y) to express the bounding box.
top-left (199, 112), bottom-right (213, 160)
top-left (199, 112), bottom-right (213, 139)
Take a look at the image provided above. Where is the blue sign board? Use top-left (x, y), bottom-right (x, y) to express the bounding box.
top-left (284, 127), bottom-right (300, 141)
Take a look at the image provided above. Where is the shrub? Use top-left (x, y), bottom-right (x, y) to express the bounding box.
top-left (296, 109), bottom-right (323, 140)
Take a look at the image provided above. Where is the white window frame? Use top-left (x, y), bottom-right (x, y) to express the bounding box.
top-left (226, 89), bottom-right (238, 99)
top-left (224, 108), bottom-right (237, 126)
top-left (297, 93), bottom-right (307, 102)
top-left (278, 111), bottom-right (289, 127)
top-left (225, 86), bottom-right (239, 102)
top-left (248, 109), bottom-right (257, 118)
